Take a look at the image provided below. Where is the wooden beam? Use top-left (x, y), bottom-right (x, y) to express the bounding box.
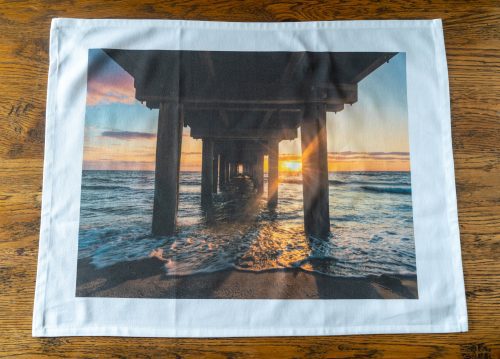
top-left (185, 103), bottom-right (303, 111)
top-left (224, 159), bottom-right (230, 183)
top-left (141, 96), bottom-right (353, 106)
top-left (280, 52), bottom-right (305, 82)
top-left (301, 104), bottom-right (330, 238)
top-left (219, 110), bottom-right (230, 127)
top-left (201, 139), bottom-right (214, 207)
top-left (256, 153), bottom-right (264, 194)
top-left (258, 110), bottom-right (275, 129)
top-left (212, 154), bottom-right (219, 193)
top-left (200, 52), bottom-right (216, 78)
top-left (152, 102), bottom-right (183, 236)
top-left (219, 154), bottom-right (226, 187)
top-left (268, 139), bottom-right (279, 209)
top-left (231, 162), bottom-right (238, 177)
top-left (326, 104), bottom-right (345, 113)
top-left (137, 83), bottom-right (356, 106)
top-left (190, 128), bottom-right (297, 140)
top-left (350, 53), bottom-right (397, 83)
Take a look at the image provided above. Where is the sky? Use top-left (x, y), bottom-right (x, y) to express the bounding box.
top-left (83, 49), bottom-right (409, 172)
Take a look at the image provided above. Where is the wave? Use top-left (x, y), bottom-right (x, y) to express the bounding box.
top-left (329, 179), bottom-right (346, 185)
top-left (360, 185), bottom-right (411, 195)
top-left (353, 180), bottom-right (410, 186)
top-left (82, 185), bottom-right (132, 191)
top-left (281, 178), bottom-right (410, 187)
top-left (279, 178), bottom-right (412, 196)
top-left (179, 181), bottom-right (204, 186)
top-left (281, 179), bottom-right (362, 186)
top-left (280, 178), bottom-right (302, 184)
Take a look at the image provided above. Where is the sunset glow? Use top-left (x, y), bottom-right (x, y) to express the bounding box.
top-left (280, 160), bottom-right (302, 173)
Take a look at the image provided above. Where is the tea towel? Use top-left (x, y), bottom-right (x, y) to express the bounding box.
top-left (33, 18), bottom-right (467, 337)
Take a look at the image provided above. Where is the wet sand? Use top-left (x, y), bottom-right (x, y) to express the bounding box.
top-left (76, 257), bottom-right (418, 299)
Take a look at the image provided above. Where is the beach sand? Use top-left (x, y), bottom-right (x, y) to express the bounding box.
top-left (76, 257), bottom-right (418, 299)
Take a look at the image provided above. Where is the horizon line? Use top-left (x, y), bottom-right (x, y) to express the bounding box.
top-left (82, 169), bottom-right (411, 173)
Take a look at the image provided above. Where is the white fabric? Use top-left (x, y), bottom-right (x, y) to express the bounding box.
top-left (33, 18), bottom-right (467, 337)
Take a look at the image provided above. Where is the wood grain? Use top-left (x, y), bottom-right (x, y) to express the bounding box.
top-left (0, 0), bottom-right (499, 357)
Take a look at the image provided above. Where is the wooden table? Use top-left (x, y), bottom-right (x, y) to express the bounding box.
top-left (0, 1), bottom-right (498, 357)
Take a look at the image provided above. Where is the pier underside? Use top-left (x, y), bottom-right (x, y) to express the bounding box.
top-left (105, 50), bottom-right (395, 237)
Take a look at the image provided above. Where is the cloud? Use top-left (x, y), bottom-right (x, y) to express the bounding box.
top-left (365, 152), bottom-right (409, 156)
top-left (87, 76), bottom-right (136, 106)
top-left (101, 130), bottom-right (156, 140)
top-left (86, 49), bottom-right (136, 106)
top-left (328, 151), bottom-right (409, 161)
top-left (83, 160), bottom-right (155, 171)
top-left (331, 151), bottom-right (409, 156)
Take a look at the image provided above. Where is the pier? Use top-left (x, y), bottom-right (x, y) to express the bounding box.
top-left (105, 50), bottom-right (395, 237)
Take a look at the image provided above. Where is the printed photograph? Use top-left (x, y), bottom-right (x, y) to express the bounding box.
top-left (76, 49), bottom-right (417, 299)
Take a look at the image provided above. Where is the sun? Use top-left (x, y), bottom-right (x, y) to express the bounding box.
top-left (280, 160), bottom-right (302, 173)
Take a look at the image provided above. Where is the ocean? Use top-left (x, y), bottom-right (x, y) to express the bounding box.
top-left (78, 170), bottom-right (416, 278)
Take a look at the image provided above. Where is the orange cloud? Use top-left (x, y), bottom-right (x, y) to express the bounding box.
top-left (86, 73), bottom-right (136, 106)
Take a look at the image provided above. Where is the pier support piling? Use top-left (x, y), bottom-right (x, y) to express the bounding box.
top-left (301, 104), bottom-right (330, 238)
top-left (268, 139), bottom-right (279, 208)
top-left (201, 139), bottom-right (214, 207)
top-left (256, 154), bottom-right (264, 194)
top-left (212, 154), bottom-right (219, 193)
top-left (219, 154), bottom-right (226, 187)
top-left (225, 160), bottom-right (230, 183)
top-left (152, 102), bottom-right (183, 236)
